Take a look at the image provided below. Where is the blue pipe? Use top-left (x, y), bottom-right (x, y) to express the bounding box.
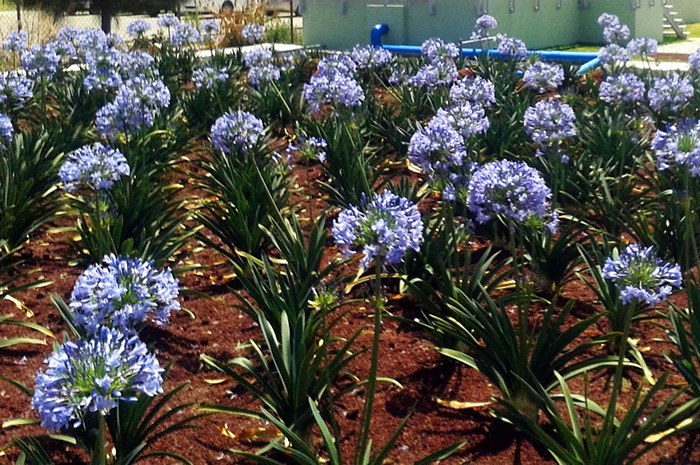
top-left (370, 23), bottom-right (600, 74)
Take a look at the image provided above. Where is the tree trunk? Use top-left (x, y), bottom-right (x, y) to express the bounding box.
top-left (101, 4), bottom-right (112, 34)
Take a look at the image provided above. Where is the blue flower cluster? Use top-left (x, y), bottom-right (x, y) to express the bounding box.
top-left (652, 119), bottom-right (700, 176)
top-left (210, 110), bottom-right (265, 155)
top-left (157, 13), bottom-right (180, 29)
top-left (421, 38), bottom-right (459, 64)
top-left (524, 99), bottom-right (577, 157)
top-left (598, 44), bottom-right (629, 66)
top-left (192, 66), bottom-right (228, 90)
top-left (84, 45), bottom-right (123, 93)
top-left (598, 13), bottom-right (629, 45)
top-left (303, 54), bottom-right (364, 113)
top-left (242, 24), bottom-right (265, 44)
top-left (626, 37), bottom-right (657, 59)
top-left (332, 191), bottom-right (423, 269)
top-left (59, 143), bottom-right (130, 193)
top-left (3, 30), bottom-right (27, 54)
top-left (69, 254), bottom-right (180, 335)
top-left (0, 114), bottom-right (13, 149)
top-left (648, 73), bottom-right (694, 113)
top-left (599, 73), bottom-right (645, 105)
top-left (96, 77), bottom-right (171, 140)
top-left (496, 34), bottom-right (528, 60)
top-left (523, 61), bottom-right (564, 93)
top-left (244, 49), bottom-right (281, 88)
top-left (200, 18), bottom-right (221, 43)
top-left (127, 19), bottom-right (151, 37)
top-left (690, 48), bottom-right (700, 74)
top-left (289, 136), bottom-right (327, 163)
top-left (602, 244), bottom-right (682, 306)
top-left (449, 75), bottom-right (496, 108)
top-left (409, 60), bottom-right (458, 90)
top-left (468, 159), bottom-right (557, 232)
top-left (351, 45), bottom-right (393, 71)
top-left (32, 327), bottom-right (163, 432)
top-left (170, 23), bottom-right (200, 49)
top-left (120, 51), bottom-right (157, 80)
top-left (408, 114), bottom-right (467, 180)
top-left (0, 71), bottom-right (33, 110)
top-left (471, 14), bottom-right (498, 40)
top-left (21, 44), bottom-right (61, 80)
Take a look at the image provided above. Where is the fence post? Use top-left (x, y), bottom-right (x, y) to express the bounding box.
top-left (16, 0), bottom-right (22, 32)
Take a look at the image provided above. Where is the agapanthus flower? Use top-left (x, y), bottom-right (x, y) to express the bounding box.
top-left (690, 48), bottom-right (700, 73)
top-left (199, 18), bottom-right (221, 42)
top-left (603, 22), bottom-right (630, 45)
top-left (409, 60), bottom-right (458, 89)
top-left (523, 61), bottom-right (564, 93)
top-left (0, 114), bottom-right (13, 150)
top-left (69, 254), bottom-right (180, 334)
top-left (83, 46), bottom-right (123, 92)
top-left (192, 66), bottom-right (228, 90)
top-left (350, 45), bottom-right (393, 71)
top-left (120, 50), bottom-right (157, 79)
top-left (96, 77), bottom-right (171, 140)
top-left (303, 73), bottom-right (364, 113)
top-left (626, 37), bottom-right (657, 59)
top-left (524, 99), bottom-right (577, 154)
top-left (70, 29), bottom-right (108, 60)
top-left (32, 327), bottom-right (163, 432)
top-left (496, 34), bottom-right (528, 60)
top-left (59, 143), bottom-right (130, 193)
top-left (242, 23), bottom-right (265, 43)
top-left (436, 102), bottom-right (490, 141)
top-left (471, 14), bottom-right (498, 40)
top-left (332, 190), bottom-right (423, 269)
top-left (468, 159), bottom-right (557, 231)
top-left (127, 19), bottom-right (152, 37)
top-left (21, 43), bottom-right (61, 79)
top-left (449, 75), bottom-right (496, 108)
top-left (3, 30), bottom-right (27, 54)
top-left (597, 13), bottom-right (621, 29)
top-left (602, 244), bottom-right (682, 306)
top-left (648, 72), bottom-right (694, 113)
top-left (408, 114), bottom-right (467, 178)
top-left (289, 136), bottom-right (327, 163)
top-left (652, 119), bottom-right (700, 175)
top-left (157, 13), bottom-right (180, 29)
top-left (598, 73), bottom-right (645, 105)
top-left (248, 64), bottom-right (281, 87)
top-left (244, 48), bottom-right (273, 68)
top-left (0, 72), bottom-right (33, 109)
top-left (210, 110), bottom-right (264, 155)
top-left (421, 38), bottom-right (459, 64)
top-left (598, 43), bottom-right (629, 65)
top-left (316, 53), bottom-right (357, 78)
top-left (170, 23), bottom-right (200, 49)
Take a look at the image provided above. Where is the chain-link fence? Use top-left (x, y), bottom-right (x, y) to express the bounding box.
top-left (0, 3), bottom-right (301, 46)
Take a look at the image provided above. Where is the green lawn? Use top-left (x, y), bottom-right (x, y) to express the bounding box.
top-left (686, 22), bottom-right (700, 39)
top-left (0, 0), bottom-right (15, 12)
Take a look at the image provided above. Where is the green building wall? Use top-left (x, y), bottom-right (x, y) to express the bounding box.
top-left (673, 0), bottom-right (700, 23)
top-left (302, 0), bottom-right (664, 50)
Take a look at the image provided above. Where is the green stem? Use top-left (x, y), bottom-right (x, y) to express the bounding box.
top-left (94, 413), bottom-right (108, 465)
top-left (355, 259), bottom-right (384, 464)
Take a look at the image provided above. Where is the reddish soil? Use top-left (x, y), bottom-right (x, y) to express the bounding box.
top-left (2, 154), bottom-right (700, 465)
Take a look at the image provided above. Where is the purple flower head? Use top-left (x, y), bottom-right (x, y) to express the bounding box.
top-left (602, 244), bottom-right (682, 306)
top-left (84, 46), bottom-right (123, 92)
top-left (603, 23), bottom-right (630, 45)
top-left (449, 75), bottom-right (496, 108)
top-left (69, 254), bottom-right (180, 335)
top-left (598, 44), bottom-right (629, 65)
top-left (32, 327), bottom-right (163, 432)
top-left (170, 23), bottom-right (200, 49)
top-left (242, 24), bottom-right (265, 44)
top-left (3, 30), bottom-right (27, 54)
top-left (21, 44), bottom-right (61, 79)
top-left (523, 61), bottom-right (564, 93)
top-left (210, 110), bottom-right (264, 155)
top-left (421, 38), bottom-right (459, 64)
top-left (648, 73), bottom-right (694, 113)
top-left (120, 50), bottom-right (157, 79)
top-left (472, 14), bottom-right (498, 40)
top-left (127, 19), bottom-right (151, 37)
top-left (690, 48), bottom-right (700, 73)
top-left (317, 53), bottom-right (357, 78)
top-left (332, 191), bottom-right (423, 269)
top-left (626, 37), bottom-right (657, 59)
top-left (59, 143), bottom-right (130, 193)
top-left (192, 66), bottom-right (228, 90)
top-left (248, 64), bottom-right (281, 87)
top-left (408, 114), bottom-right (467, 178)
top-left (652, 119), bottom-right (700, 175)
top-left (599, 73), bottom-right (645, 105)
top-left (437, 102), bottom-right (490, 140)
top-left (0, 72), bottom-right (33, 109)
top-left (597, 13), bottom-right (621, 29)
top-left (244, 48), bottom-right (273, 68)
top-left (496, 34), bottom-right (528, 60)
top-left (291, 136), bottom-right (327, 163)
top-left (524, 99), bottom-right (577, 154)
top-left (303, 73), bottom-right (364, 113)
top-left (200, 18), bottom-right (221, 42)
top-left (0, 114), bottom-right (13, 150)
top-left (96, 78), bottom-right (171, 140)
top-left (351, 45), bottom-right (393, 71)
top-left (157, 13), bottom-right (180, 29)
top-left (468, 159), bottom-right (557, 231)
top-left (409, 60), bottom-right (458, 89)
